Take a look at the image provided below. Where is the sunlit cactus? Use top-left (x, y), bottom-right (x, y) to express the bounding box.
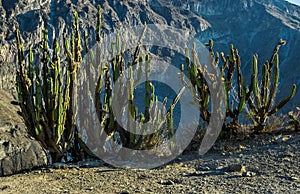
top-left (216, 44), bottom-right (247, 134)
top-left (184, 39), bottom-right (296, 136)
top-left (183, 40), bottom-right (247, 136)
top-left (96, 5), bottom-right (103, 43)
top-left (288, 107), bottom-right (300, 131)
top-left (15, 11), bottom-right (82, 162)
top-left (181, 45), bottom-right (211, 124)
top-left (94, 19), bottom-right (182, 150)
top-left (247, 40), bottom-right (296, 132)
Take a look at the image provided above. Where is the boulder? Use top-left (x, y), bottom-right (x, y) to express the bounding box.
top-left (0, 90), bottom-right (47, 176)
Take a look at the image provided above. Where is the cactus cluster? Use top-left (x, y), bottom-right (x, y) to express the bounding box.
top-left (16, 5), bottom-right (181, 161)
top-left (208, 41), bottom-right (247, 134)
top-left (15, 11), bottom-right (82, 162)
top-left (14, 3), bottom-right (297, 161)
top-left (181, 41), bottom-right (247, 135)
top-left (247, 40), bottom-right (296, 132)
top-left (182, 39), bottom-right (296, 135)
top-left (94, 21), bottom-right (182, 150)
top-left (180, 44), bottom-right (211, 124)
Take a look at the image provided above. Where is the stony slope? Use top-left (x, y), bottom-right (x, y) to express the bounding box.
top-left (0, 131), bottom-right (299, 193)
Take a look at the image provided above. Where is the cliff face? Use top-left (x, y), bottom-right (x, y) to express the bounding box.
top-left (0, 0), bottom-right (299, 112)
top-left (182, 0), bottom-right (300, 111)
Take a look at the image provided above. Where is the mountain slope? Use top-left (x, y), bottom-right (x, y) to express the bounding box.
top-left (0, 0), bottom-right (299, 112)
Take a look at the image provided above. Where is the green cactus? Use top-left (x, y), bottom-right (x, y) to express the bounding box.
top-left (181, 45), bottom-right (211, 124)
top-left (15, 11), bottom-right (82, 162)
top-left (247, 40), bottom-right (296, 132)
top-left (182, 40), bottom-right (247, 136)
top-left (288, 107), bottom-right (300, 131)
top-left (94, 20), bottom-right (182, 150)
top-left (184, 39), bottom-right (296, 136)
top-left (96, 5), bottom-right (102, 43)
top-left (218, 44), bottom-right (247, 134)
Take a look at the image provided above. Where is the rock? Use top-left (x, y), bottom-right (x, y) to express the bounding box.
top-left (273, 135), bottom-right (292, 144)
top-left (196, 166), bottom-right (211, 171)
top-left (119, 191), bottom-right (130, 194)
top-left (0, 90), bottom-right (47, 176)
top-left (242, 171), bottom-right (256, 177)
top-left (217, 163), bottom-right (246, 173)
top-left (158, 179), bottom-right (176, 185)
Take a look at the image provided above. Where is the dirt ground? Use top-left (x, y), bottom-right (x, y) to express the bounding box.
top-left (0, 132), bottom-right (299, 194)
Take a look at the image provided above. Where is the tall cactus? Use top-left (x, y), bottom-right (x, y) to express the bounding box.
top-left (181, 40), bottom-right (247, 136)
top-left (15, 11), bottom-right (82, 162)
top-left (94, 19), bottom-right (182, 150)
top-left (248, 40), bottom-right (296, 132)
top-left (182, 39), bottom-right (296, 136)
top-left (180, 44), bottom-right (211, 124)
top-left (212, 43), bottom-right (247, 134)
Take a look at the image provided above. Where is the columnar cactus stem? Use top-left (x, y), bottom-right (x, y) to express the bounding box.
top-left (93, 19), bottom-right (181, 150)
top-left (183, 40), bottom-right (248, 136)
top-left (182, 45), bottom-right (211, 124)
top-left (15, 11), bottom-right (83, 162)
top-left (144, 54), bottom-right (152, 122)
top-left (96, 5), bottom-right (102, 42)
top-left (248, 40), bottom-right (296, 132)
top-left (215, 44), bottom-right (247, 134)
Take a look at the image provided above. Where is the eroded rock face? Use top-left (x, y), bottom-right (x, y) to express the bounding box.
top-left (0, 90), bottom-right (47, 176)
top-left (0, 0), bottom-right (299, 110)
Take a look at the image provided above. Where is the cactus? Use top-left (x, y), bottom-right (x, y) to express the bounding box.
top-left (180, 45), bottom-right (211, 124)
top-left (96, 5), bottom-right (102, 43)
top-left (94, 20), bottom-right (182, 150)
top-left (213, 43), bottom-right (247, 134)
top-left (183, 39), bottom-right (296, 136)
top-left (247, 40), bottom-right (296, 132)
top-left (182, 40), bottom-right (247, 136)
top-left (288, 107), bottom-right (300, 131)
top-left (15, 11), bottom-right (82, 162)
top-left (15, 5), bottom-right (180, 160)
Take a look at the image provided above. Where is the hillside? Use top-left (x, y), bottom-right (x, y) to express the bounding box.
top-left (0, 0), bottom-right (299, 111)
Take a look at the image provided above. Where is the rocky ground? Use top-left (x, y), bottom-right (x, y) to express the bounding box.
top-left (0, 131), bottom-right (299, 194)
